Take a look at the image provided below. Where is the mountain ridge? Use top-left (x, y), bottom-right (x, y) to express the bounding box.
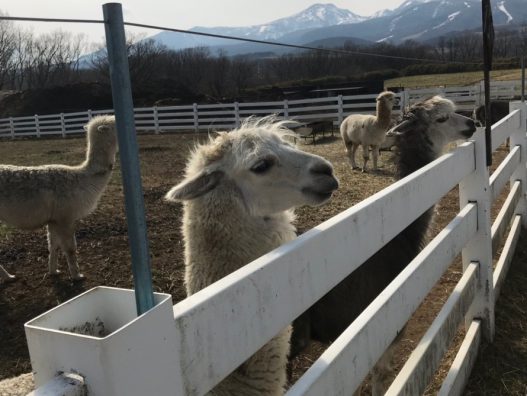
top-left (149, 1), bottom-right (527, 55)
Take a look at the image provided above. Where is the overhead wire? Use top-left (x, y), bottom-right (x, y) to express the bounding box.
top-left (0, 15), bottom-right (517, 66)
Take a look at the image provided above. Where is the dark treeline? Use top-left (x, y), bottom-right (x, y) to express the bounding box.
top-left (1, 12), bottom-right (527, 106)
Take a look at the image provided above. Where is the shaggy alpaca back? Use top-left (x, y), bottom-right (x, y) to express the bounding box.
top-left (0, 115), bottom-right (117, 280)
top-left (0, 373), bottom-right (34, 396)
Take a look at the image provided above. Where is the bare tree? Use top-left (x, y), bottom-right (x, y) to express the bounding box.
top-left (0, 12), bottom-right (16, 89)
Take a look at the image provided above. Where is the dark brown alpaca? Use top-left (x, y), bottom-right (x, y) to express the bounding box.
top-left (292, 96), bottom-right (476, 395)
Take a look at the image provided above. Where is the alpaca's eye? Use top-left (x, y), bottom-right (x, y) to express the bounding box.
top-left (251, 158), bottom-right (274, 174)
top-left (437, 116), bottom-right (449, 123)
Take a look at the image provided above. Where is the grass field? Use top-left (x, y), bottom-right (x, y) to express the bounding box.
top-left (385, 68), bottom-right (524, 89)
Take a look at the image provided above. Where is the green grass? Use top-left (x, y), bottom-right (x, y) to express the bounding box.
top-left (385, 68), bottom-right (523, 89)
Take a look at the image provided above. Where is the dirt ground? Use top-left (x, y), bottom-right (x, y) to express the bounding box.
top-left (0, 130), bottom-right (525, 394)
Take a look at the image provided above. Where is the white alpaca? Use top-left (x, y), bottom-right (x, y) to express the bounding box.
top-left (165, 118), bottom-right (338, 395)
top-left (340, 91), bottom-right (397, 172)
top-left (0, 115), bottom-right (117, 281)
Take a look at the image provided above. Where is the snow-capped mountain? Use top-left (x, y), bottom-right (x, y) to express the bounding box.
top-left (279, 0), bottom-right (526, 46)
top-left (153, 3), bottom-right (366, 51)
top-left (150, 1), bottom-right (527, 54)
top-left (195, 3), bottom-right (367, 41)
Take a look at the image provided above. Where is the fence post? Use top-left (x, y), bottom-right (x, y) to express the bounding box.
top-left (509, 101), bottom-right (527, 227)
top-left (479, 80), bottom-right (485, 105)
top-left (35, 114), bottom-right (40, 138)
top-left (87, 109), bottom-right (93, 120)
top-left (337, 95), bottom-right (343, 124)
top-left (403, 89), bottom-right (410, 109)
top-left (60, 113), bottom-right (66, 138)
top-left (234, 102), bottom-right (240, 128)
top-left (283, 99), bottom-right (289, 119)
top-left (193, 103), bottom-right (199, 132)
top-left (9, 117), bottom-right (14, 139)
top-left (458, 128), bottom-right (495, 341)
top-left (153, 106), bottom-right (159, 134)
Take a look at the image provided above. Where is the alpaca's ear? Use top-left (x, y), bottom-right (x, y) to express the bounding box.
top-left (83, 125), bottom-right (88, 131)
top-left (386, 119), bottom-right (414, 137)
top-left (165, 170), bottom-right (224, 201)
top-left (97, 125), bottom-right (110, 133)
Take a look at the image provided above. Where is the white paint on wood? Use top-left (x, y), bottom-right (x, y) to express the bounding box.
top-left (491, 180), bottom-right (521, 253)
top-left (438, 320), bottom-right (481, 396)
top-left (493, 215), bottom-right (522, 302)
top-left (171, 145), bottom-right (474, 395)
top-left (387, 262), bottom-right (478, 395)
top-left (1, 83), bottom-right (523, 139)
top-left (509, 101), bottom-right (527, 227)
top-left (491, 110), bottom-right (521, 151)
top-left (286, 204), bottom-right (477, 396)
top-left (489, 146), bottom-right (520, 202)
top-left (458, 128), bottom-right (495, 340)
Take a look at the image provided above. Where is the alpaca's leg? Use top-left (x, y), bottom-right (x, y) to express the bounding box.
top-left (55, 222), bottom-right (84, 280)
top-left (362, 145), bottom-right (370, 172)
top-left (371, 340), bottom-right (397, 396)
top-left (0, 264), bottom-right (15, 281)
top-left (350, 143), bottom-right (359, 169)
top-left (372, 145), bottom-right (380, 171)
top-left (47, 224), bottom-right (62, 275)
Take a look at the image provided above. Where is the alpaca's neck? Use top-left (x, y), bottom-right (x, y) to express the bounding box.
top-left (83, 138), bottom-right (116, 174)
top-left (376, 101), bottom-right (392, 129)
top-left (183, 182), bottom-right (296, 295)
top-left (394, 128), bottom-right (439, 179)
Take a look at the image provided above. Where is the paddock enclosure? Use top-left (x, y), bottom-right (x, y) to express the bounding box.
top-left (1, 3), bottom-right (527, 395)
top-left (0, 100), bottom-right (525, 395)
top-left (0, 80), bottom-right (522, 139)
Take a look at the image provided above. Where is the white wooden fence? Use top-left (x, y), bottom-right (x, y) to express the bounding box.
top-left (25, 102), bottom-right (527, 395)
top-left (0, 80), bottom-right (521, 139)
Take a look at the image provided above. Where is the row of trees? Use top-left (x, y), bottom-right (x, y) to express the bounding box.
top-left (0, 12), bottom-right (526, 102)
top-left (0, 16), bottom-right (88, 90)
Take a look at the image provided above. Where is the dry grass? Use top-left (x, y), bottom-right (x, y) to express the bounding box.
top-left (385, 68), bottom-right (523, 89)
top-left (0, 131), bottom-right (524, 395)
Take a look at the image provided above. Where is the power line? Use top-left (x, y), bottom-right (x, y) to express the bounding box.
top-left (124, 21), bottom-right (472, 65)
top-left (0, 15), bottom-right (515, 66)
top-left (0, 16), bottom-right (104, 25)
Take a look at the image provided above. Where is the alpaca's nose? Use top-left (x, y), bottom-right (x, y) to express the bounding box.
top-left (310, 162), bottom-right (333, 176)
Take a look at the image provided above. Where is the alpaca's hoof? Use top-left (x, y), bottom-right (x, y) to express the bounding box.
top-left (49, 269), bottom-right (61, 276)
top-left (361, 168), bottom-right (367, 173)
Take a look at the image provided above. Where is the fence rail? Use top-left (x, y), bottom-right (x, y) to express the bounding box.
top-left (0, 80), bottom-right (522, 139)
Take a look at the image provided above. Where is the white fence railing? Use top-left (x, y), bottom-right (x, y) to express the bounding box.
top-left (25, 102), bottom-right (527, 395)
top-left (0, 80), bottom-right (522, 139)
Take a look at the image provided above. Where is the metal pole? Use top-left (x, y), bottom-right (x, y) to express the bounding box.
top-left (103, 2), bottom-right (155, 315)
top-left (482, 0), bottom-right (494, 167)
top-left (521, 55), bottom-right (525, 102)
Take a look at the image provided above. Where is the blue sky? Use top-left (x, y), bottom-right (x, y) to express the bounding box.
top-left (0, 0), bottom-right (408, 45)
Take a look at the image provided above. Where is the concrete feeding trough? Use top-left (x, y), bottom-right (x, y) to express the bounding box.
top-left (25, 286), bottom-right (184, 395)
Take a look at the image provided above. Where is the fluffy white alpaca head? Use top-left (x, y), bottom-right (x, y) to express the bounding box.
top-left (165, 118), bottom-right (339, 216)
